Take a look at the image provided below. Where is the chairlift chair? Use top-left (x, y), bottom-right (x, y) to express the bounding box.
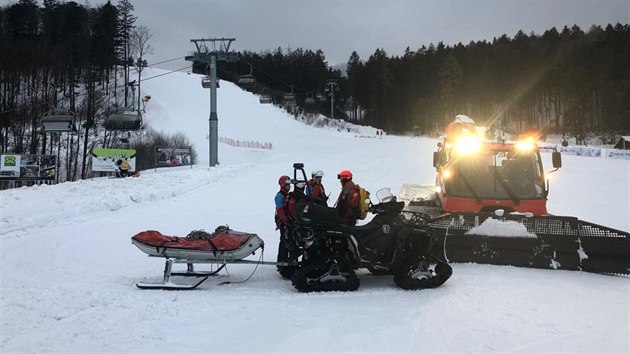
top-left (41, 109), bottom-right (76, 132)
top-left (259, 95), bottom-right (272, 104)
top-left (283, 93), bottom-right (296, 107)
top-left (305, 93), bottom-right (316, 105)
top-left (105, 108), bottom-right (142, 131)
top-left (284, 99), bottom-right (297, 108)
top-left (283, 86), bottom-right (297, 107)
top-left (201, 76), bottom-right (220, 88)
top-left (237, 64), bottom-right (256, 88)
top-left (237, 75), bottom-right (256, 87)
top-left (316, 93), bottom-right (327, 102)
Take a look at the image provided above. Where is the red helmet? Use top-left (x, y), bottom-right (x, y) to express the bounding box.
top-left (278, 175), bottom-right (291, 186)
top-left (337, 170), bottom-right (352, 181)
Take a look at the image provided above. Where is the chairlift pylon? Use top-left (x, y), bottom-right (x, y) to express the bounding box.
top-left (105, 107), bottom-right (142, 131)
top-left (41, 108), bottom-right (76, 132)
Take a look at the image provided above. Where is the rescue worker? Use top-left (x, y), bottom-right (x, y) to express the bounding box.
top-left (280, 178), bottom-right (309, 280)
top-left (287, 180), bottom-right (309, 220)
top-left (275, 175), bottom-right (292, 276)
top-left (275, 175), bottom-right (291, 233)
top-left (335, 170), bottom-right (360, 225)
top-left (306, 170), bottom-right (328, 205)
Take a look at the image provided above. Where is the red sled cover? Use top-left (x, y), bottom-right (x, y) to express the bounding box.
top-left (131, 228), bottom-right (264, 261)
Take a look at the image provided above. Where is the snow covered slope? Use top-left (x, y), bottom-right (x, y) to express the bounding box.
top-left (1, 69), bottom-right (628, 353)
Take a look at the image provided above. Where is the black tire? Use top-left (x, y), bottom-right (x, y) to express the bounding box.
top-left (291, 259), bottom-right (359, 293)
top-left (276, 240), bottom-right (297, 280)
top-left (393, 255), bottom-right (453, 290)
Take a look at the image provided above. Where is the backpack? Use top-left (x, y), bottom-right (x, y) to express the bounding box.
top-left (354, 185), bottom-right (371, 220)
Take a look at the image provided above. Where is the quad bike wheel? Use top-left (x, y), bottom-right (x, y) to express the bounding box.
top-left (291, 258), bottom-right (359, 293)
top-left (393, 254), bottom-right (453, 290)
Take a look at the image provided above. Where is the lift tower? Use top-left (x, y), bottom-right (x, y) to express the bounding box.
top-left (325, 80), bottom-right (339, 119)
top-left (185, 38), bottom-right (237, 167)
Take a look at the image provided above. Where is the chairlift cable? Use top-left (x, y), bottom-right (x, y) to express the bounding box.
top-left (141, 65), bottom-right (192, 82)
top-left (0, 65), bottom-right (192, 116)
top-left (147, 56), bottom-right (186, 67)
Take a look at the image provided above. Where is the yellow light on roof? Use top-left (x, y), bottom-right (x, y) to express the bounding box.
top-left (515, 140), bottom-right (535, 151)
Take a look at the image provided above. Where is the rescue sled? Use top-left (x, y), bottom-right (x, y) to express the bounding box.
top-left (131, 226), bottom-right (266, 290)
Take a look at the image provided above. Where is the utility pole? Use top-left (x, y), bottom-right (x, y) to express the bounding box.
top-left (325, 80), bottom-right (339, 119)
top-left (185, 38), bottom-right (237, 167)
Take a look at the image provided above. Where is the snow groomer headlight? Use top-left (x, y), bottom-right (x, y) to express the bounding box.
top-left (454, 135), bottom-right (481, 155)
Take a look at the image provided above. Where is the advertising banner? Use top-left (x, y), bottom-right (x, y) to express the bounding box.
top-left (0, 154), bottom-right (56, 180)
top-left (559, 146), bottom-right (602, 157)
top-left (91, 148), bottom-right (136, 172)
top-left (602, 148), bottom-right (630, 160)
top-left (156, 147), bottom-right (192, 167)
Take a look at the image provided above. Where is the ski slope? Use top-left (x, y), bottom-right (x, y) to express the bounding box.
top-left (1, 69), bottom-right (628, 353)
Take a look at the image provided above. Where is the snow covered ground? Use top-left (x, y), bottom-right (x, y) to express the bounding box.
top-left (1, 69), bottom-right (628, 353)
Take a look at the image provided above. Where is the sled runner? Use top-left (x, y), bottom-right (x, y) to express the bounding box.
top-left (132, 226), bottom-right (266, 290)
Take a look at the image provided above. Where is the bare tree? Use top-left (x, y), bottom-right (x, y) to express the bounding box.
top-left (130, 25), bottom-right (152, 112)
top-left (130, 24), bottom-right (153, 60)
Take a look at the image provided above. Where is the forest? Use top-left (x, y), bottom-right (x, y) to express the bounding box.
top-left (344, 24), bottom-right (630, 137)
top-left (1, 0), bottom-right (628, 184)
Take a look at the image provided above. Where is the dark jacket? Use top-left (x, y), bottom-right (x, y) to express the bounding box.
top-left (288, 188), bottom-right (309, 221)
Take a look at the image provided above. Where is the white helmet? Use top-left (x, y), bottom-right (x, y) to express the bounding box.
top-left (312, 170), bottom-right (324, 178)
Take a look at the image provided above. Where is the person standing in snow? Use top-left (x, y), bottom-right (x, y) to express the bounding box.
top-left (275, 175), bottom-right (293, 275)
top-left (335, 170), bottom-right (360, 225)
top-left (287, 180), bottom-right (310, 220)
top-left (275, 175), bottom-right (291, 234)
top-left (306, 170), bottom-right (328, 206)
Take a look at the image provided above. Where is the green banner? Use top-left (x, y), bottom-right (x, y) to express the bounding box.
top-left (91, 148), bottom-right (136, 159)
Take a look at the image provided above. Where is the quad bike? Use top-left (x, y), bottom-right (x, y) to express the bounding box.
top-left (280, 185), bottom-right (453, 293)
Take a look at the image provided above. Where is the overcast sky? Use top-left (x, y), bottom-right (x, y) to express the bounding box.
top-left (3, 0), bottom-right (629, 69)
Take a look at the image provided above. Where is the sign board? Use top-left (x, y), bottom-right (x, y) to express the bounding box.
top-left (0, 154), bottom-right (56, 180)
top-left (156, 147), bottom-right (192, 167)
top-left (602, 148), bottom-right (630, 160)
top-left (91, 148), bottom-right (137, 172)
